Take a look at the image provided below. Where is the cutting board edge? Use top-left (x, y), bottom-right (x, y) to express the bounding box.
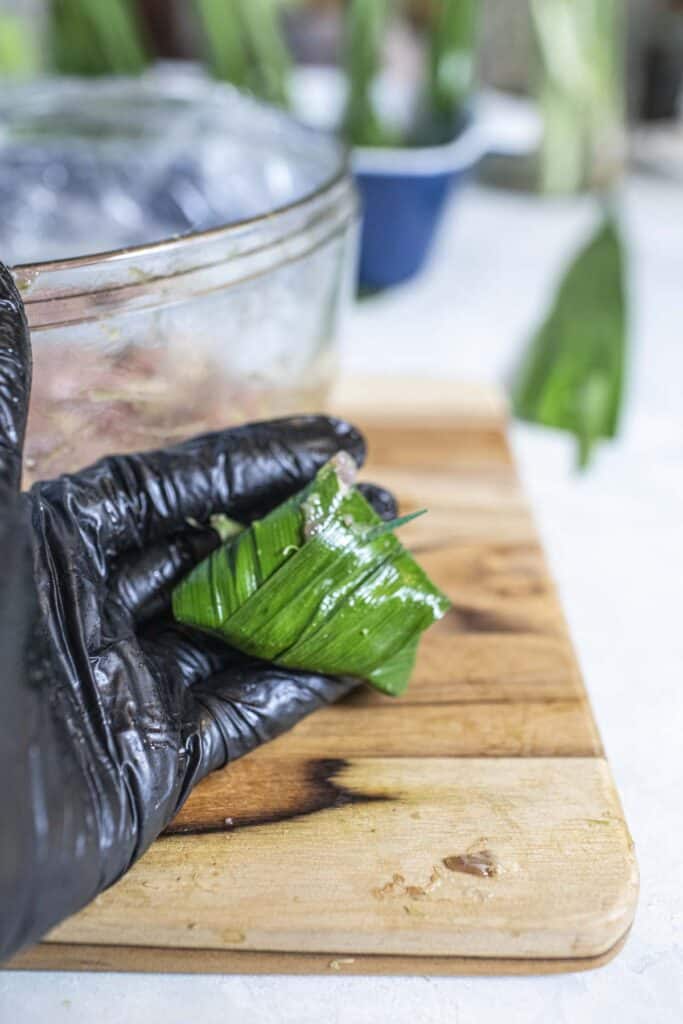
top-left (6, 926), bottom-right (634, 977)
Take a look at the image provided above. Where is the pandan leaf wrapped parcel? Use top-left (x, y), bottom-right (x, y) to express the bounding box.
top-left (173, 453), bottom-right (450, 696)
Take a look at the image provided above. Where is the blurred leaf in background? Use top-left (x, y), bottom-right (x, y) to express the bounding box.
top-left (342, 0), bottom-right (396, 146)
top-left (195, 0), bottom-right (292, 106)
top-left (30, 0), bottom-right (481, 147)
top-left (50, 0), bottom-right (149, 76)
top-left (0, 10), bottom-right (40, 76)
top-left (512, 213), bottom-right (627, 469)
top-left (416, 0), bottom-right (478, 144)
top-left (343, 0), bottom-right (479, 148)
top-left (530, 0), bottom-right (624, 194)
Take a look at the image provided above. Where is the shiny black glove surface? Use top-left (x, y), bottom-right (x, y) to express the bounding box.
top-left (0, 263), bottom-right (395, 961)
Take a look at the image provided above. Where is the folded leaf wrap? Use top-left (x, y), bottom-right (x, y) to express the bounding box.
top-left (173, 454), bottom-right (450, 695)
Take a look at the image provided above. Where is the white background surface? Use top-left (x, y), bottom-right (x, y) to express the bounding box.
top-left (1, 177), bottom-right (682, 1023)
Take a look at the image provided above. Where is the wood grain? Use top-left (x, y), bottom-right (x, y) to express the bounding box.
top-left (8, 380), bottom-right (637, 975)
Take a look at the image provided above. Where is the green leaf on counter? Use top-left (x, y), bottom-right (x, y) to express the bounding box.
top-left (173, 454), bottom-right (450, 696)
top-left (512, 213), bottom-right (627, 469)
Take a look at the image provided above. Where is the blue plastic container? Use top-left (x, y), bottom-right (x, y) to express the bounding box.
top-left (352, 122), bottom-right (484, 289)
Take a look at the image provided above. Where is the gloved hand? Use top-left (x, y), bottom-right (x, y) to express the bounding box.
top-left (0, 262), bottom-right (395, 962)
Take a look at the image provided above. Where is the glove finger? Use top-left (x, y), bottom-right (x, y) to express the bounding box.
top-left (191, 666), bottom-right (357, 776)
top-left (138, 618), bottom-right (246, 689)
top-left (357, 482), bottom-right (397, 521)
top-left (0, 263), bottom-right (31, 495)
top-left (111, 480), bottom-right (396, 623)
top-left (59, 415), bottom-right (365, 559)
top-left (138, 620), bottom-right (355, 754)
top-left (109, 526), bottom-right (219, 623)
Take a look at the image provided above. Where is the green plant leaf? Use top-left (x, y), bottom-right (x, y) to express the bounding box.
top-left (341, 0), bottom-right (396, 147)
top-left (194, 0), bottom-right (250, 88)
top-left (529, 0), bottom-right (623, 193)
top-left (0, 14), bottom-right (40, 76)
top-left (50, 0), bottom-right (148, 76)
top-left (512, 212), bottom-right (627, 468)
top-left (173, 454), bottom-right (450, 696)
top-left (195, 0), bottom-right (291, 106)
top-left (416, 0), bottom-right (478, 145)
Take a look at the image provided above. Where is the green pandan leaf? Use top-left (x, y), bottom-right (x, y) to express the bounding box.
top-left (512, 213), bottom-right (627, 469)
top-left (173, 454), bottom-right (450, 696)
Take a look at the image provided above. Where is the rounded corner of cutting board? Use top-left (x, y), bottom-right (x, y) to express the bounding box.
top-left (566, 815), bottom-right (639, 962)
top-left (563, 855), bottom-right (639, 963)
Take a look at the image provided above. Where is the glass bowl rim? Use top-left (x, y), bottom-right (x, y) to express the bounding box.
top-left (4, 67), bottom-right (352, 275)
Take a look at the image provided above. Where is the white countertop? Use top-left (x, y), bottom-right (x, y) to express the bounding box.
top-left (2, 177), bottom-right (682, 1023)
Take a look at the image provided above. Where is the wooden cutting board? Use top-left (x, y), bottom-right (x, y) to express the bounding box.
top-left (9, 380), bottom-right (638, 976)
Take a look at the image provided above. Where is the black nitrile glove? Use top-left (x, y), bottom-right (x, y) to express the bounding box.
top-left (0, 263), bottom-right (396, 962)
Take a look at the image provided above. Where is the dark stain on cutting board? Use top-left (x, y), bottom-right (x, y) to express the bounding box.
top-left (165, 757), bottom-right (390, 836)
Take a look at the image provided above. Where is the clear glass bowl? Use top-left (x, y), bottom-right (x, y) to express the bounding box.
top-left (0, 67), bottom-right (358, 486)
